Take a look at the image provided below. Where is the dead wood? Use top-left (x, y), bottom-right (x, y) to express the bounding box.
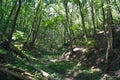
top-left (0, 40), bottom-right (29, 60)
top-left (0, 64), bottom-right (40, 80)
top-left (10, 43), bottom-right (29, 60)
top-left (0, 64), bottom-right (34, 77)
top-left (0, 67), bottom-right (32, 80)
top-left (25, 63), bottom-right (57, 80)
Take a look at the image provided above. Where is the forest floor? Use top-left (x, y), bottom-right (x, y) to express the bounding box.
top-left (0, 40), bottom-right (120, 80)
top-left (30, 46), bottom-right (120, 80)
top-left (0, 46), bottom-right (104, 80)
top-left (22, 49), bottom-right (104, 80)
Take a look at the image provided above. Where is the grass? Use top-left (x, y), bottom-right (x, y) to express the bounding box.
top-left (0, 46), bottom-right (110, 80)
top-left (22, 49), bottom-right (105, 80)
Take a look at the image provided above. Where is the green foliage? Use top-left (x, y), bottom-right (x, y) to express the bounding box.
top-left (0, 0), bottom-right (120, 80)
top-left (75, 71), bottom-right (102, 80)
top-left (0, 48), bottom-right (8, 54)
top-left (86, 38), bottom-right (96, 47)
top-left (48, 61), bottom-right (75, 74)
top-left (12, 30), bottom-right (25, 43)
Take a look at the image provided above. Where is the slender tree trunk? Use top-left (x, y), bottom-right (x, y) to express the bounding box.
top-left (63, 0), bottom-right (73, 53)
top-left (23, 1), bottom-right (42, 47)
top-left (70, 4), bottom-right (75, 40)
top-left (3, 0), bottom-right (17, 34)
top-left (101, 0), bottom-right (107, 34)
top-left (63, 27), bottom-right (67, 44)
top-left (30, 1), bottom-right (43, 46)
top-left (106, 0), bottom-right (113, 63)
top-left (90, 0), bottom-right (96, 35)
top-left (78, 0), bottom-right (87, 39)
top-left (62, 21), bottom-right (68, 44)
top-left (25, 2), bottom-right (40, 43)
top-left (31, 15), bottom-right (42, 45)
top-left (7, 0), bottom-right (21, 43)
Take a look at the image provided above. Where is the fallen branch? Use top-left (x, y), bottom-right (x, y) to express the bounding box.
top-left (25, 63), bottom-right (57, 80)
top-left (0, 64), bottom-right (41, 80)
top-left (0, 64), bottom-right (25, 72)
top-left (0, 67), bottom-right (32, 80)
top-left (0, 40), bottom-right (29, 60)
top-left (13, 57), bottom-right (57, 80)
top-left (10, 43), bottom-right (29, 60)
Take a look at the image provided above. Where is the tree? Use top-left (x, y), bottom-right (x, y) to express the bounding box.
top-left (2, 0), bottom-right (17, 35)
top-left (101, 0), bottom-right (106, 34)
top-left (7, 0), bottom-right (21, 44)
top-left (63, 0), bottom-right (73, 54)
top-left (77, 0), bottom-right (87, 39)
top-left (24, 0), bottom-right (43, 47)
top-left (105, 0), bottom-right (113, 63)
top-left (89, 0), bottom-right (96, 35)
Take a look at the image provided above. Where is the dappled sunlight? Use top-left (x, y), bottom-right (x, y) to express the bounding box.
top-left (0, 0), bottom-right (120, 79)
top-left (62, 61), bottom-right (103, 80)
top-left (30, 56), bottom-right (38, 61)
top-left (49, 59), bottom-right (58, 62)
top-left (73, 47), bottom-right (88, 53)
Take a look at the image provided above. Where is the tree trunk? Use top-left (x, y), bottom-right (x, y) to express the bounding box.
top-left (106, 0), bottom-right (113, 63)
top-left (101, 0), bottom-right (107, 34)
top-left (90, 0), bottom-right (96, 35)
top-left (7, 0), bottom-right (21, 44)
top-left (3, 0), bottom-right (17, 34)
top-left (78, 0), bottom-right (87, 39)
top-left (63, 0), bottom-right (73, 54)
top-left (24, 1), bottom-right (42, 47)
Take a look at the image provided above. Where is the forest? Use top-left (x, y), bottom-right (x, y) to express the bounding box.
top-left (0, 0), bottom-right (120, 80)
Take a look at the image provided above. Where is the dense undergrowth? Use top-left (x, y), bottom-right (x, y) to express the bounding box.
top-left (0, 39), bottom-right (118, 80)
top-left (0, 30), bottom-right (120, 80)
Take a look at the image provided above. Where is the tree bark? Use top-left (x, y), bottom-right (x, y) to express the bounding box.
top-left (106, 0), bottom-right (113, 63)
top-left (3, 0), bottom-right (17, 34)
top-left (7, 0), bottom-right (21, 43)
top-left (24, 1), bottom-right (42, 47)
top-left (25, 63), bottom-right (57, 80)
top-left (0, 64), bottom-right (39, 80)
top-left (0, 68), bottom-right (32, 80)
top-left (101, 0), bottom-right (107, 34)
top-left (63, 0), bottom-right (73, 54)
top-left (90, 0), bottom-right (96, 35)
top-left (78, 0), bottom-right (87, 39)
